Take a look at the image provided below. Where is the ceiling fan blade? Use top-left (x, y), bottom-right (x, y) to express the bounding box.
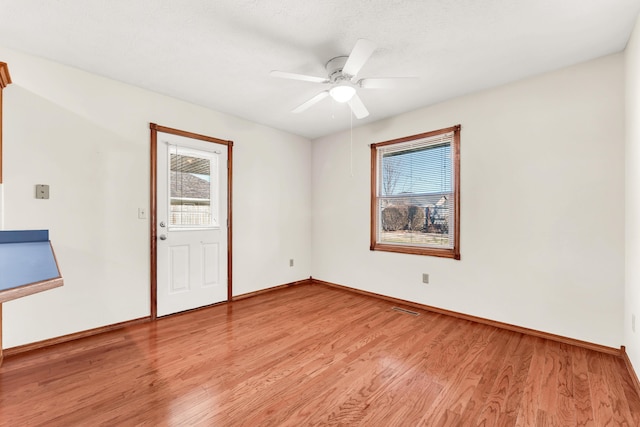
top-left (358, 77), bottom-right (418, 89)
top-left (348, 94), bottom-right (369, 119)
top-left (270, 70), bottom-right (329, 84)
top-left (343, 39), bottom-right (376, 77)
top-left (292, 91), bottom-right (330, 113)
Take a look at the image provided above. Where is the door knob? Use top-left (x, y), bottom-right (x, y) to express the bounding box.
top-left (159, 234), bottom-right (167, 240)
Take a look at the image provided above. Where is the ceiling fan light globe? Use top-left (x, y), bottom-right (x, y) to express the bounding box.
top-left (329, 85), bottom-right (356, 103)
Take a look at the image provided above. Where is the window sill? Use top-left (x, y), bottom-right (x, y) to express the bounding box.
top-left (370, 243), bottom-right (460, 260)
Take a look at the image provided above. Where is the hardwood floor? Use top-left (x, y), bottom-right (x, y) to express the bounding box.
top-left (1, 283), bottom-right (639, 426)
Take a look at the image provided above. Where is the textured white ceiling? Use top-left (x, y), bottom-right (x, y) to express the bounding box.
top-left (0, 0), bottom-right (638, 139)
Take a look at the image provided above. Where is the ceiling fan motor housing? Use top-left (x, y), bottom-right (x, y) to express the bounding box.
top-left (326, 56), bottom-right (352, 83)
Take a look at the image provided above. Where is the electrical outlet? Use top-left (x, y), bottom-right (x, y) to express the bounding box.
top-left (633, 314), bottom-right (636, 333)
top-left (289, 259), bottom-right (294, 267)
top-left (422, 273), bottom-right (429, 284)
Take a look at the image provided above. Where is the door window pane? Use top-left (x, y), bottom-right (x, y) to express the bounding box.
top-left (170, 149), bottom-right (216, 227)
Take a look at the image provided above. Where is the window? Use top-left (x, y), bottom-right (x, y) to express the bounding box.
top-left (169, 146), bottom-right (219, 228)
top-left (370, 125), bottom-right (460, 259)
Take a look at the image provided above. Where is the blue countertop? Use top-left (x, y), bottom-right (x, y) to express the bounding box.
top-left (0, 230), bottom-right (61, 291)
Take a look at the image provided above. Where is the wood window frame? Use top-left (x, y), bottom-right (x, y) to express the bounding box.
top-left (0, 62), bottom-right (12, 184)
top-left (370, 125), bottom-right (461, 259)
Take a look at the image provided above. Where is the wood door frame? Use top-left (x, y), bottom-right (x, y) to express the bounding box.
top-left (149, 123), bottom-right (233, 320)
top-left (0, 62), bottom-right (11, 184)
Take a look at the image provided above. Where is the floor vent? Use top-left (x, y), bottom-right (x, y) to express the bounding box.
top-left (392, 307), bottom-right (419, 316)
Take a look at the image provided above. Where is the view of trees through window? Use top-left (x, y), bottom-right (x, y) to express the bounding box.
top-left (379, 142), bottom-right (453, 248)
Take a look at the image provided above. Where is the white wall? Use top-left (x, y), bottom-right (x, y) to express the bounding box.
top-left (0, 46), bottom-right (312, 348)
top-left (625, 15), bottom-right (640, 371)
top-left (312, 54), bottom-right (624, 347)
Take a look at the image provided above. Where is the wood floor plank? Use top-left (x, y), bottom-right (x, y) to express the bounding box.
top-left (597, 353), bottom-right (636, 425)
top-left (496, 335), bottom-right (536, 425)
top-left (468, 331), bottom-right (524, 425)
top-left (0, 283), bottom-right (638, 426)
top-left (555, 342), bottom-right (577, 426)
top-left (572, 347), bottom-right (597, 427)
top-left (514, 337), bottom-right (547, 426)
top-left (538, 340), bottom-right (562, 425)
top-left (616, 356), bottom-right (640, 426)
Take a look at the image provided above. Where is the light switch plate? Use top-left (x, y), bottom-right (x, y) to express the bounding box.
top-left (35, 184), bottom-right (49, 199)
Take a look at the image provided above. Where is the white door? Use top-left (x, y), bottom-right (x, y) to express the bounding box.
top-left (156, 132), bottom-right (228, 316)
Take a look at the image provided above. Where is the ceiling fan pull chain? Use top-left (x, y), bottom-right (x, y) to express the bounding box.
top-left (350, 110), bottom-right (354, 178)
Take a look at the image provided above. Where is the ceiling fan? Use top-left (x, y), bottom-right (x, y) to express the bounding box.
top-left (270, 39), bottom-right (414, 119)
